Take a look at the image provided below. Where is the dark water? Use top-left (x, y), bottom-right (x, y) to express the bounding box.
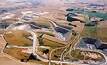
top-left (55, 27), bottom-right (69, 35)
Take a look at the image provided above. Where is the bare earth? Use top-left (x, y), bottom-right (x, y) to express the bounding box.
top-left (0, 57), bottom-right (24, 65)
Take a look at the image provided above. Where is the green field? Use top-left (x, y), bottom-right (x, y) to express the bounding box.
top-left (67, 8), bottom-right (107, 20)
top-left (82, 26), bottom-right (107, 42)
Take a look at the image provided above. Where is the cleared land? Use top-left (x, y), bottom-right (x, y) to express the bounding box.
top-left (4, 47), bottom-right (30, 60)
top-left (0, 57), bottom-right (24, 65)
top-left (4, 30), bottom-right (32, 46)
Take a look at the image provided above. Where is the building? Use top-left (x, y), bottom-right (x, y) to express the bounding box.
top-left (78, 37), bottom-right (107, 51)
top-left (0, 22), bottom-right (10, 29)
top-left (95, 42), bottom-right (107, 50)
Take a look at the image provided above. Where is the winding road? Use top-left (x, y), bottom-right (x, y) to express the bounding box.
top-left (1, 14), bottom-right (107, 65)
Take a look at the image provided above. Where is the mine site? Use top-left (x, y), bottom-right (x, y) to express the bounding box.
top-left (0, 0), bottom-right (107, 65)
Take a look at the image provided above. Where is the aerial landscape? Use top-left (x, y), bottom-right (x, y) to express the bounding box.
top-left (0, 0), bottom-right (107, 65)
